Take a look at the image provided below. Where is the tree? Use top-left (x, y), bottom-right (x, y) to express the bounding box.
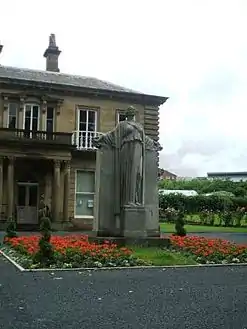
top-left (159, 178), bottom-right (247, 197)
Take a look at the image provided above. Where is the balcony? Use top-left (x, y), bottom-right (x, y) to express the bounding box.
top-left (0, 128), bottom-right (73, 147)
top-left (72, 131), bottom-right (102, 150)
top-left (0, 128), bottom-right (103, 151)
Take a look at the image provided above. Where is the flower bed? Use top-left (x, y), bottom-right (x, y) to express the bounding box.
top-left (2, 234), bottom-right (247, 269)
top-left (2, 235), bottom-right (147, 269)
top-left (170, 235), bottom-right (247, 264)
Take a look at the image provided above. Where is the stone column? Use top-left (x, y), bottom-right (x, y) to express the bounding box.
top-left (7, 156), bottom-right (15, 218)
top-left (55, 100), bottom-right (62, 132)
top-left (0, 157), bottom-right (3, 218)
top-left (41, 99), bottom-right (47, 131)
top-left (3, 96), bottom-right (9, 128)
top-left (18, 97), bottom-right (25, 129)
top-left (53, 160), bottom-right (61, 221)
top-left (63, 161), bottom-right (71, 221)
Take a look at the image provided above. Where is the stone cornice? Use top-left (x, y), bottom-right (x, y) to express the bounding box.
top-left (0, 79), bottom-right (168, 106)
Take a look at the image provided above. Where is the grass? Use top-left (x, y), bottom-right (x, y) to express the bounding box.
top-left (132, 247), bottom-right (197, 266)
top-left (160, 222), bottom-right (247, 233)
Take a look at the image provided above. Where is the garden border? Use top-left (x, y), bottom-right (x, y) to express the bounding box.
top-left (2, 249), bottom-right (247, 272)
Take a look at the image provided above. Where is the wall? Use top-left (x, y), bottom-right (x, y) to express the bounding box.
top-left (0, 86), bottom-right (161, 226)
top-left (0, 88), bottom-right (160, 139)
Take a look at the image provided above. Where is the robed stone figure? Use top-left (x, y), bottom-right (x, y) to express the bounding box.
top-left (93, 106), bottom-right (161, 237)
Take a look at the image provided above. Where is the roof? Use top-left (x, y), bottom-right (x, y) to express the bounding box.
top-left (159, 189), bottom-right (198, 196)
top-left (207, 172), bottom-right (247, 177)
top-left (160, 169), bottom-right (177, 177)
top-left (0, 65), bottom-right (167, 104)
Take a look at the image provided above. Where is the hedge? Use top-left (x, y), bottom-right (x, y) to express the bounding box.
top-left (159, 178), bottom-right (247, 197)
top-left (159, 193), bottom-right (247, 213)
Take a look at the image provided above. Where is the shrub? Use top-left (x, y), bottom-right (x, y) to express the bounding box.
top-left (174, 210), bottom-right (186, 236)
top-left (160, 207), bottom-right (178, 222)
top-left (4, 217), bottom-right (17, 241)
top-left (159, 177), bottom-right (247, 197)
top-left (222, 210), bottom-right (233, 227)
top-left (159, 193), bottom-right (247, 214)
top-left (33, 217), bottom-right (54, 265)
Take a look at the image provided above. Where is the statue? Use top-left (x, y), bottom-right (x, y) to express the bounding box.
top-left (93, 106), bottom-right (161, 237)
top-left (93, 106), bottom-right (146, 208)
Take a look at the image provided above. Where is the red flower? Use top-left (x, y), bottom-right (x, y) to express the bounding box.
top-left (170, 235), bottom-right (247, 262)
top-left (5, 235), bottom-right (134, 262)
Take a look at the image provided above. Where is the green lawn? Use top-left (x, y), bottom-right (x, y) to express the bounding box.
top-left (160, 222), bottom-right (247, 233)
top-left (132, 247), bottom-right (197, 266)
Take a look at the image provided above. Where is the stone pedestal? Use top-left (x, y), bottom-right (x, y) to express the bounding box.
top-left (94, 149), bottom-right (121, 237)
top-left (122, 205), bottom-right (147, 238)
top-left (93, 107), bottom-right (162, 239)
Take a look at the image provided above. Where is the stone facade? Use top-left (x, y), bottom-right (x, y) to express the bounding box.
top-left (0, 34), bottom-right (167, 230)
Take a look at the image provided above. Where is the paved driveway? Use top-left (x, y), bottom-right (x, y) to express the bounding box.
top-left (1, 255), bottom-right (247, 329)
top-left (1, 231), bottom-right (247, 244)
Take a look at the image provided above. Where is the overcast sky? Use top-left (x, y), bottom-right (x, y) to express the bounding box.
top-left (1, 0), bottom-right (247, 177)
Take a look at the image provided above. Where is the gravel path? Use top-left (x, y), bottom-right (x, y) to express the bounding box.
top-left (1, 255), bottom-right (247, 329)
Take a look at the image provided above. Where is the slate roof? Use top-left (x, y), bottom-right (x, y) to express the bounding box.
top-left (0, 65), bottom-right (143, 95)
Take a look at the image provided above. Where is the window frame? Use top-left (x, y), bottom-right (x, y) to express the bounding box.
top-left (46, 106), bottom-right (55, 133)
top-left (7, 102), bottom-right (19, 129)
top-left (76, 107), bottom-right (97, 132)
top-left (23, 103), bottom-right (40, 131)
top-left (74, 169), bottom-right (95, 218)
top-left (116, 109), bottom-right (136, 124)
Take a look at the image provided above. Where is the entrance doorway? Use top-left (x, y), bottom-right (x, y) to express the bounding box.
top-left (16, 183), bottom-right (38, 224)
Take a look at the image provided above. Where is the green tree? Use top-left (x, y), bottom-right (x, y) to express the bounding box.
top-left (159, 178), bottom-right (247, 196)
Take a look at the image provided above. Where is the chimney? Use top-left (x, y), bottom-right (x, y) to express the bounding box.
top-left (43, 34), bottom-right (61, 72)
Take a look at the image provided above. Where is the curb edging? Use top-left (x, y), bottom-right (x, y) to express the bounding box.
top-left (2, 249), bottom-right (247, 272)
top-left (0, 249), bottom-right (25, 271)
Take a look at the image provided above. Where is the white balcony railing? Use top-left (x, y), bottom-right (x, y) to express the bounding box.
top-left (72, 130), bottom-right (102, 150)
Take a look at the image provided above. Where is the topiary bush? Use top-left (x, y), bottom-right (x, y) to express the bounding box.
top-left (33, 217), bottom-right (54, 266)
top-left (4, 217), bottom-right (17, 241)
top-left (174, 210), bottom-right (186, 236)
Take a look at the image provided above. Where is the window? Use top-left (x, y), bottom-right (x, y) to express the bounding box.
top-left (76, 108), bottom-right (97, 149)
top-left (8, 103), bottom-right (18, 128)
top-left (46, 107), bottom-right (54, 140)
top-left (117, 111), bottom-right (136, 124)
top-left (46, 107), bottom-right (54, 133)
top-left (24, 104), bottom-right (40, 131)
top-left (75, 170), bottom-right (95, 217)
top-left (118, 112), bottom-right (127, 123)
top-left (77, 108), bottom-right (97, 132)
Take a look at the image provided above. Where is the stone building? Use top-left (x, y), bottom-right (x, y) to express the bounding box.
top-left (0, 34), bottom-right (167, 230)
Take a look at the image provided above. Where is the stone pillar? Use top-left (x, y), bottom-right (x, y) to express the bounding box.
top-left (44, 173), bottom-right (49, 205)
top-left (41, 99), bottom-right (47, 131)
top-left (53, 160), bottom-right (61, 221)
top-left (63, 161), bottom-right (71, 221)
top-left (3, 96), bottom-right (9, 128)
top-left (18, 97), bottom-right (25, 129)
top-left (55, 100), bottom-right (62, 132)
top-left (0, 157), bottom-right (3, 218)
top-left (7, 156), bottom-right (15, 218)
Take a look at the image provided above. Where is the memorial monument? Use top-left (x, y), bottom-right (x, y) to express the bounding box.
top-left (93, 106), bottom-right (161, 238)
